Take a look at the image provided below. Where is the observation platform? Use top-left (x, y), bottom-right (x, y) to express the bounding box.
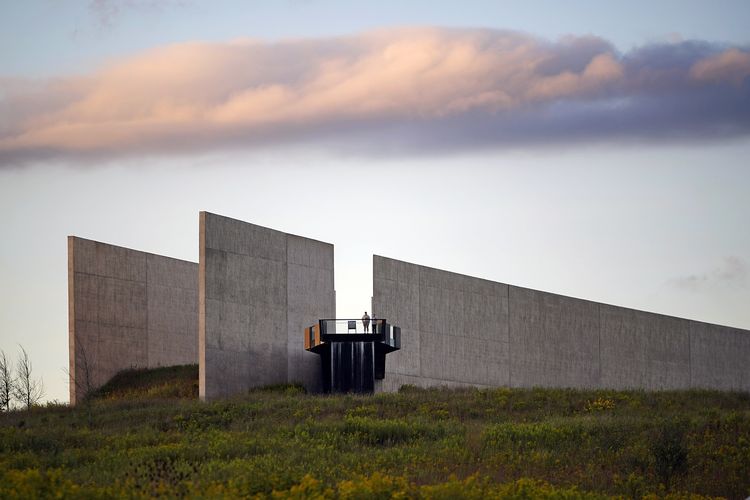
top-left (304, 319), bottom-right (401, 393)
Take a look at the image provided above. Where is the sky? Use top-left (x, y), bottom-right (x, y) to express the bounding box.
top-left (1, 1), bottom-right (749, 404)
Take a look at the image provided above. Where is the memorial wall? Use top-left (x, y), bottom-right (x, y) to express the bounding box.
top-left (199, 212), bottom-right (335, 400)
top-left (68, 221), bottom-right (748, 404)
top-left (68, 237), bottom-right (198, 404)
top-left (372, 255), bottom-right (750, 392)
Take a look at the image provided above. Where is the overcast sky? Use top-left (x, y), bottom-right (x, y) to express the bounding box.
top-left (1, 1), bottom-right (749, 403)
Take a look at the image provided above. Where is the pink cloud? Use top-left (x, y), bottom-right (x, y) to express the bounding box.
top-left (1, 28), bottom-right (748, 166)
top-left (690, 48), bottom-right (750, 85)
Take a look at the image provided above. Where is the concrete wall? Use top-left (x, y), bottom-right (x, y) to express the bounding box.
top-left (68, 237), bottom-right (198, 404)
top-left (372, 255), bottom-right (750, 392)
top-left (199, 212), bottom-right (335, 400)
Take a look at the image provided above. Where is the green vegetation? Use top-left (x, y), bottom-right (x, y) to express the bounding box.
top-left (1, 367), bottom-right (749, 499)
top-left (89, 365), bottom-right (199, 401)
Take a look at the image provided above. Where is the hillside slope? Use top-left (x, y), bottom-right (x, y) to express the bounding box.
top-left (1, 368), bottom-right (749, 498)
top-left (88, 364), bottom-right (199, 401)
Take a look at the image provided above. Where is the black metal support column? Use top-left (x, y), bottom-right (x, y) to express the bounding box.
top-left (331, 341), bottom-right (374, 393)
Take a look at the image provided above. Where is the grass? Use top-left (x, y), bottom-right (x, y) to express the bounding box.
top-left (88, 364), bottom-right (199, 400)
top-left (1, 367), bottom-right (749, 498)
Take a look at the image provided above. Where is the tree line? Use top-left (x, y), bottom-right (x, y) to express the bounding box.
top-left (0, 346), bottom-right (45, 411)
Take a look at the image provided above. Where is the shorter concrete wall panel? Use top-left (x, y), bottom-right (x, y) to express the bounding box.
top-left (68, 237), bottom-right (198, 404)
top-left (375, 256), bottom-right (420, 284)
top-left (372, 258), bottom-right (423, 381)
top-left (147, 285), bottom-right (196, 336)
top-left (373, 277), bottom-right (421, 330)
top-left (373, 282), bottom-right (421, 377)
top-left (376, 373), bottom-right (498, 392)
top-left (72, 320), bottom-right (105, 388)
top-left (420, 285), bottom-right (465, 337)
top-left (96, 277), bottom-right (148, 329)
top-left (691, 323), bottom-right (750, 391)
top-left (600, 306), bottom-right (691, 390)
top-left (420, 331), bottom-right (509, 386)
top-left (463, 291), bottom-right (509, 342)
top-left (384, 327), bottom-right (422, 378)
top-left (73, 273), bottom-right (101, 324)
top-left (509, 286), bottom-right (600, 388)
top-left (374, 256), bottom-right (512, 389)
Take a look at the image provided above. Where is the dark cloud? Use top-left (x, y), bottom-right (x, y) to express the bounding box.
top-left (669, 257), bottom-right (748, 291)
top-left (1, 27), bottom-right (749, 166)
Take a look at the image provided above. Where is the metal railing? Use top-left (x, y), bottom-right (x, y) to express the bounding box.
top-left (319, 318), bottom-right (387, 335)
top-left (305, 318), bottom-right (400, 351)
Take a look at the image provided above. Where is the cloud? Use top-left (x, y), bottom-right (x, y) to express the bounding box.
top-left (669, 256), bottom-right (748, 291)
top-left (690, 48), bottom-right (750, 85)
top-left (88, 0), bottom-right (188, 29)
top-left (1, 27), bottom-right (749, 166)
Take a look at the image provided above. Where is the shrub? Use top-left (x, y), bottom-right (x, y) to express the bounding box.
top-left (650, 421), bottom-right (688, 490)
top-left (342, 416), bottom-right (453, 446)
top-left (482, 421), bottom-right (587, 452)
top-left (585, 398), bottom-right (616, 412)
top-left (0, 469), bottom-right (84, 499)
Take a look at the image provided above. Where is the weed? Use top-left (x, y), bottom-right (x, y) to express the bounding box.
top-left (650, 420), bottom-right (688, 490)
top-left (0, 367), bottom-right (748, 498)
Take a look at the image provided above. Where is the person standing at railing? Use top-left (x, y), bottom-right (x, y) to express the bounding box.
top-left (362, 311), bottom-right (371, 333)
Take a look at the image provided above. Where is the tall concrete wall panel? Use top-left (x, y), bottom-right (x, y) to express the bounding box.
top-left (286, 234), bottom-right (335, 393)
top-left (373, 255), bottom-right (749, 393)
top-left (199, 212), bottom-right (334, 400)
top-left (68, 237), bottom-right (198, 404)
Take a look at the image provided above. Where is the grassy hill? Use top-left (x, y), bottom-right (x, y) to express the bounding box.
top-left (1, 366), bottom-right (749, 499)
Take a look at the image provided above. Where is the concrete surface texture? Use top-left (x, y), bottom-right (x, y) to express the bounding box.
top-left (372, 255), bottom-right (750, 392)
top-left (68, 237), bottom-right (198, 404)
top-left (69, 222), bottom-right (747, 403)
top-left (199, 212), bottom-right (335, 400)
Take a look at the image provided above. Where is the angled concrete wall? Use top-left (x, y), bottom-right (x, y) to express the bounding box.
top-left (690, 322), bottom-right (750, 390)
top-left (199, 212), bottom-right (335, 400)
top-left (598, 305), bottom-right (691, 390)
top-left (372, 257), bottom-right (511, 390)
top-left (372, 255), bottom-right (750, 392)
top-left (68, 237), bottom-right (198, 404)
top-left (508, 286), bottom-right (601, 389)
